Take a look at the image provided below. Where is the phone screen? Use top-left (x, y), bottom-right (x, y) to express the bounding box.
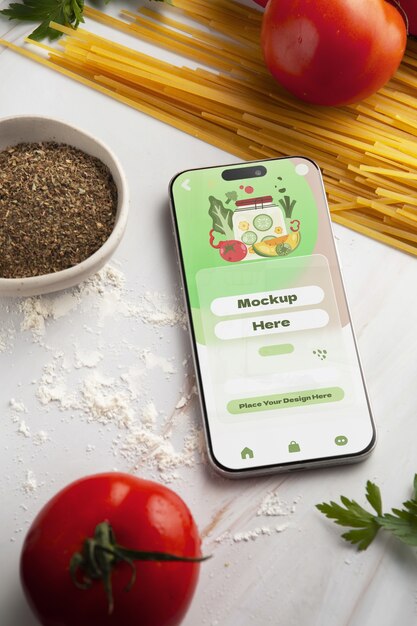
top-left (170, 158), bottom-right (375, 473)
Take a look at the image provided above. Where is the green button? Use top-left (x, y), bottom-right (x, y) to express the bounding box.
top-left (259, 344), bottom-right (294, 357)
top-left (227, 387), bottom-right (344, 414)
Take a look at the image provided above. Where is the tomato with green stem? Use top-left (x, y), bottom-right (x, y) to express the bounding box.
top-left (261, 0), bottom-right (407, 106)
top-left (209, 229), bottom-right (247, 262)
top-left (20, 473), bottom-right (207, 626)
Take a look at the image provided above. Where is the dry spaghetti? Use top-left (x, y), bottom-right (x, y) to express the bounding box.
top-left (1, 0), bottom-right (417, 255)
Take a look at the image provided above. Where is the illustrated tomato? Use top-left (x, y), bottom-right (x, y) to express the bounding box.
top-left (261, 0), bottom-right (407, 106)
top-left (217, 239), bottom-right (247, 262)
top-left (209, 229), bottom-right (247, 262)
top-left (20, 473), bottom-right (205, 626)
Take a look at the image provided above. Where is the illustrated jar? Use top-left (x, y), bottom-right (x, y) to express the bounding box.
top-left (232, 195), bottom-right (287, 258)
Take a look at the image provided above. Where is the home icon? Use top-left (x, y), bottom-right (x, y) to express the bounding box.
top-left (241, 446), bottom-right (254, 460)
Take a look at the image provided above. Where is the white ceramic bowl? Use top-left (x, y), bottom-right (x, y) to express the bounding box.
top-left (0, 115), bottom-right (129, 297)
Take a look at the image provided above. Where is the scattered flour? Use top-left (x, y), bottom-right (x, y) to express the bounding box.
top-left (275, 524), bottom-right (288, 533)
top-left (140, 348), bottom-right (177, 376)
top-left (36, 359), bottom-right (73, 409)
top-left (216, 525), bottom-right (289, 545)
top-left (131, 291), bottom-right (186, 327)
top-left (117, 424), bottom-right (201, 483)
top-left (120, 366), bottom-right (146, 399)
top-left (141, 401), bottom-right (158, 426)
top-left (74, 348), bottom-right (103, 369)
top-left (17, 420), bottom-right (31, 438)
top-left (20, 292), bottom-right (80, 336)
top-left (19, 265), bottom-right (126, 338)
top-left (6, 264), bottom-right (202, 487)
top-left (9, 398), bottom-right (27, 413)
top-left (257, 492), bottom-right (301, 517)
top-left (22, 470), bottom-right (39, 494)
top-left (33, 431), bottom-right (50, 445)
top-left (233, 527), bottom-right (272, 542)
top-left (81, 373), bottom-right (135, 429)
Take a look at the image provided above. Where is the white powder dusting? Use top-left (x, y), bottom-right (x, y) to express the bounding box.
top-left (101, 265), bottom-right (125, 289)
top-left (141, 401), bottom-right (158, 426)
top-left (6, 264), bottom-right (203, 488)
top-left (118, 424), bottom-right (201, 483)
top-left (140, 348), bottom-right (177, 375)
top-left (20, 292), bottom-right (80, 336)
top-left (9, 398), bottom-right (27, 413)
top-left (17, 420), bottom-right (31, 438)
top-left (132, 291), bottom-right (186, 327)
top-left (22, 470), bottom-right (38, 494)
top-left (257, 492), bottom-right (301, 517)
top-left (275, 524), bottom-right (288, 533)
top-left (81, 373), bottom-right (134, 429)
top-left (33, 430), bottom-right (50, 445)
top-left (19, 265), bottom-right (126, 338)
top-left (233, 527), bottom-right (272, 542)
top-left (74, 348), bottom-right (103, 369)
top-left (36, 360), bottom-right (73, 408)
top-left (216, 523), bottom-right (288, 545)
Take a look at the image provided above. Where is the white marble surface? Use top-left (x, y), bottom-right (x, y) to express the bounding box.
top-left (1, 3), bottom-right (417, 625)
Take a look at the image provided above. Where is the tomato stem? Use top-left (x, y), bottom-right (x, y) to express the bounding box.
top-left (69, 521), bottom-right (210, 614)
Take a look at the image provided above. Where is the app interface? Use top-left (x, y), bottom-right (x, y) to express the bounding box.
top-left (171, 158), bottom-right (374, 471)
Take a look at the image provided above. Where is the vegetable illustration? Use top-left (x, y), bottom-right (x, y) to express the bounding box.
top-left (278, 195), bottom-right (296, 219)
top-left (225, 191), bottom-right (238, 204)
top-left (20, 473), bottom-right (207, 626)
top-left (317, 474), bottom-right (417, 551)
top-left (209, 229), bottom-right (247, 262)
top-left (261, 0), bottom-right (407, 106)
top-left (253, 231), bottom-right (300, 257)
top-left (208, 195), bottom-right (234, 241)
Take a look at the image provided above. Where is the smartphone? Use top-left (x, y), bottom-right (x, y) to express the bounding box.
top-left (170, 157), bottom-right (376, 477)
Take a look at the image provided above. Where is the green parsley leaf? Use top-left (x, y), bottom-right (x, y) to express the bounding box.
top-left (0, 0), bottom-right (85, 41)
top-left (316, 474), bottom-right (417, 552)
top-left (0, 0), bottom-right (169, 41)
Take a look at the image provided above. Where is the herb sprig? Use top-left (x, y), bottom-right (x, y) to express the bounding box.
top-left (317, 474), bottom-right (417, 551)
top-left (1, 0), bottom-right (85, 41)
top-left (0, 0), bottom-right (165, 41)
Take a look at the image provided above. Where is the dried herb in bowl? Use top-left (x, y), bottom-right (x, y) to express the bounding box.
top-left (0, 142), bottom-right (118, 279)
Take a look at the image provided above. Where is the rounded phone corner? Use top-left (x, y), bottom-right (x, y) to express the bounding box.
top-left (292, 155), bottom-right (321, 172)
top-left (206, 446), bottom-right (240, 479)
top-left (357, 426), bottom-right (378, 460)
top-left (206, 443), bottom-right (260, 479)
top-left (169, 169), bottom-right (189, 196)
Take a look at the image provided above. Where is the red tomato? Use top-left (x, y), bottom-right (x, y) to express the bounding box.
top-left (261, 0), bottom-right (407, 106)
top-left (218, 240), bottom-right (247, 262)
top-left (20, 473), bottom-right (203, 626)
top-left (209, 229), bottom-right (247, 262)
top-left (253, 0), bottom-right (268, 7)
